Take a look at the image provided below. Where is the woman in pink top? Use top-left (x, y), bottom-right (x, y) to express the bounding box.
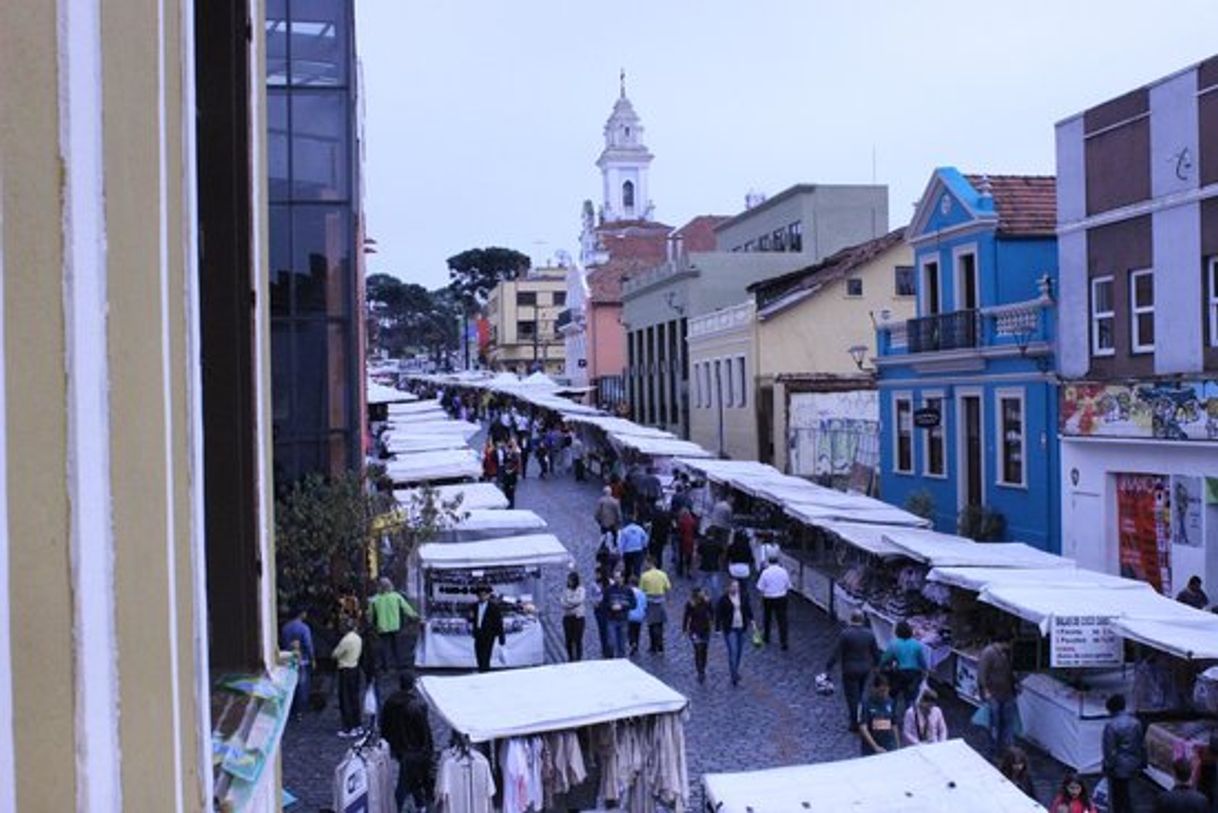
top-left (902, 687), bottom-right (949, 745)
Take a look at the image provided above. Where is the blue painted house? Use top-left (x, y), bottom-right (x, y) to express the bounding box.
top-left (875, 169), bottom-right (1060, 551)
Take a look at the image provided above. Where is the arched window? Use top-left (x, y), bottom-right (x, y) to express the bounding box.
top-left (622, 180), bottom-right (634, 211)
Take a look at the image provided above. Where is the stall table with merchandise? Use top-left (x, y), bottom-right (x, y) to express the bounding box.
top-left (419, 660), bottom-right (690, 812)
top-left (412, 534), bottom-right (571, 669)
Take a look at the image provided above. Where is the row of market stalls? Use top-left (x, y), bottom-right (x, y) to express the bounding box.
top-left (379, 373), bottom-right (1050, 811)
top-left (668, 453), bottom-right (1218, 782)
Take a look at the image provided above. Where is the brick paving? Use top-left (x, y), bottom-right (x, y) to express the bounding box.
top-left (282, 439), bottom-right (1161, 810)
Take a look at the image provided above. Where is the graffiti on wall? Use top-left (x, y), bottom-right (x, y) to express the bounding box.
top-left (787, 390), bottom-right (879, 478)
top-left (1061, 380), bottom-right (1218, 440)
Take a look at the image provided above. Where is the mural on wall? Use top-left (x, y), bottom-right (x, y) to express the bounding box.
top-left (1061, 379), bottom-right (1218, 440)
top-left (787, 390), bottom-right (879, 479)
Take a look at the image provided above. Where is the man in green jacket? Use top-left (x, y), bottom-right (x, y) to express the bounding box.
top-left (368, 577), bottom-right (418, 672)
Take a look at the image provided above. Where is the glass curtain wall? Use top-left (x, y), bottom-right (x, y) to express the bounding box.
top-left (267, 0), bottom-right (360, 482)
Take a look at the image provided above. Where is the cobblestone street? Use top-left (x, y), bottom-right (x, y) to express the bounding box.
top-left (283, 450), bottom-right (1157, 810)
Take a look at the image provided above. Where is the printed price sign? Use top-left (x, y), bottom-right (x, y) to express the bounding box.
top-left (1050, 615), bottom-right (1123, 668)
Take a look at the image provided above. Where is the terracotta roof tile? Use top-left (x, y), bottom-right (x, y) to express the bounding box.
top-left (748, 228), bottom-right (906, 307)
top-left (964, 174), bottom-right (1056, 236)
top-left (672, 215), bottom-right (730, 251)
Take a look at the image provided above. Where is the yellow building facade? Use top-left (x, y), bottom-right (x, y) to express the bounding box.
top-left (486, 269), bottom-right (568, 376)
top-left (0, 1), bottom-right (283, 809)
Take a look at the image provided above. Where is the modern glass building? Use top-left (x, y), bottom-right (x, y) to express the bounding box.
top-left (266, 0), bottom-right (364, 481)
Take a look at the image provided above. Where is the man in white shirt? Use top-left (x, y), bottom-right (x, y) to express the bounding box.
top-left (756, 554), bottom-right (792, 650)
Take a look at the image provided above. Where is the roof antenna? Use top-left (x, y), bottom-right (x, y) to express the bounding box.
top-left (620, 68), bottom-right (626, 98)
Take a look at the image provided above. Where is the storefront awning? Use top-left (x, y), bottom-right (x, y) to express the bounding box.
top-left (418, 660), bottom-right (687, 742)
top-left (703, 739), bottom-right (1045, 813)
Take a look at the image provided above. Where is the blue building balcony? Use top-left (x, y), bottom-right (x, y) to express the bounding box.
top-left (906, 309), bottom-right (979, 353)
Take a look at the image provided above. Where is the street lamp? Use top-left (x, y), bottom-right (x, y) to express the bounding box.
top-left (847, 344), bottom-right (870, 371)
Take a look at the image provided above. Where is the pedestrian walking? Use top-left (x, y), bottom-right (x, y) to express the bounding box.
top-left (332, 618), bottom-right (364, 737)
top-left (858, 673), bottom-right (900, 756)
top-left (708, 494), bottom-right (734, 545)
top-left (901, 687), bottom-right (948, 745)
top-left (1102, 693), bottom-right (1146, 813)
top-left (594, 486), bottom-right (622, 545)
top-left (618, 519), bottom-right (648, 581)
top-left (626, 575), bottom-right (646, 656)
top-left (571, 434), bottom-right (586, 482)
top-left (1154, 758), bottom-right (1208, 813)
top-left (639, 556), bottom-right (671, 653)
top-left (601, 570), bottom-right (635, 659)
top-left (518, 427), bottom-right (532, 479)
top-left (725, 530), bottom-right (753, 598)
top-left (381, 672), bottom-right (435, 813)
top-left (470, 583), bottom-right (505, 672)
top-left (498, 440), bottom-right (520, 509)
top-left (481, 438), bottom-right (498, 482)
top-left (756, 554), bottom-right (791, 650)
top-left (560, 571), bottom-right (586, 662)
top-left (879, 620), bottom-right (929, 718)
top-left (367, 577), bottom-right (419, 673)
top-left (1050, 772), bottom-right (1097, 813)
top-left (999, 746), bottom-right (1037, 800)
top-left (695, 528), bottom-right (725, 601)
top-left (682, 587), bottom-right (713, 683)
top-left (648, 508), bottom-right (671, 570)
top-left (714, 579), bottom-right (753, 687)
top-left (636, 466), bottom-right (663, 522)
top-left (589, 567), bottom-right (611, 659)
top-left (280, 607), bottom-right (314, 716)
top-left (978, 634), bottom-right (1020, 758)
top-left (675, 507), bottom-right (696, 578)
top-left (825, 611), bottom-right (881, 731)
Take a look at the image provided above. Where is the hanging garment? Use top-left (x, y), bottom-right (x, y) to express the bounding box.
top-left (434, 746), bottom-right (496, 813)
top-left (647, 712), bottom-right (690, 811)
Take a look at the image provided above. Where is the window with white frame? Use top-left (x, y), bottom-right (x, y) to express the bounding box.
top-left (1090, 276), bottom-right (1115, 357)
top-left (894, 395), bottom-right (913, 474)
top-left (996, 389), bottom-right (1025, 487)
top-left (1208, 257), bottom-right (1217, 348)
top-left (922, 395), bottom-right (945, 477)
top-left (736, 356), bottom-right (747, 408)
top-left (1130, 268), bottom-right (1154, 354)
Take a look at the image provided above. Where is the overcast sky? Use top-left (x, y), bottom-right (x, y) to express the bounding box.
top-left (355, 1), bottom-right (1218, 290)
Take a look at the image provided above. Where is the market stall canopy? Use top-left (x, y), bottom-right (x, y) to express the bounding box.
top-left (452, 509), bottom-right (547, 533)
top-left (880, 528), bottom-right (1071, 568)
top-left (674, 458), bottom-right (778, 485)
top-left (785, 500), bottom-right (931, 529)
top-left (568, 415), bottom-right (675, 439)
top-left (394, 482), bottom-right (508, 511)
top-left (488, 372), bottom-right (524, 390)
top-left (384, 449), bottom-right (480, 485)
top-left (816, 521), bottom-right (910, 558)
top-left (1110, 614), bottom-right (1218, 660)
top-left (383, 435), bottom-right (473, 454)
top-left (522, 371), bottom-right (557, 388)
top-left (387, 399), bottom-right (445, 416)
top-left (608, 434), bottom-right (712, 459)
top-left (977, 581), bottom-right (1176, 634)
top-left (416, 533), bottom-right (571, 570)
top-left (418, 659), bottom-right (687, 743)
top-left (367, 380), bottom-right (417, 405)
top-left (703, 739), bottom-right (1044, 813)
top-left (927, 565), bottom-right (1136, 593)
top-left (384, 421), bottom-right (479, 440)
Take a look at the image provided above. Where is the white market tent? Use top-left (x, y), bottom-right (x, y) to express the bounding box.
top-left (394, 482), bottom-right (508, 511)
top-left (418, 659), bottom-right (687, 743)
top-left (385, 449), bottom-right (480, 484)
top-left (785, 500), bottom-right (931, 529)
top-left (609, 434), bottom-right (712, 459)
top-left (384, 414), bottom-right (469, 431)
top-left (702, 739), bottom-right (1045, 813)
top-left (1110, 615), bottom-right (1218, 660)
top-left (568, 415), bottom-right (676, 439)
top-left (383, 434), bottom-right (473, 454)
top-left (522, 371), bottom-right (557, 388)
top-left (880, 528), bottom-right (1071, 569)
top-left (927, 565), bottom-right (1137, 593)
top-left (816, 520), bottom-right (910, 558)
top-left (415, 533), bottom-right (571, 570)
top-left (387, 399), bottom-right (445, 416)
top-left (978, 581), bottom-right (1178, 635)
top-left (367, 380), bottom-right (417, 405)
top-left (452, 509), bottom-right (547, 533)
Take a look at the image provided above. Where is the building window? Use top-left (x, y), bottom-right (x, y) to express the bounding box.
top-left (1090, 276), bottom-right (1115, 357)
top-left (517, 291), bottom-right (536, 308)
top-left (846, 278), bottom-right (863, 297)
top-left (622, 180), bottom-right (635, 211)
top-left (723, 358), bottom-right (734, 407)
top-left (553, 291), bottom-right (566, 307)
top-left (743, 241), bottom-right (754, 252)
top-left (517, 320), bottom-right (536, 338)
top-left (702, 363), bottom-right (711, 409)
top-left (787, 221), bottom-right (802, 252)
top-left (894, 395), bottom-right (913, 474)
top-left (736, 356), bottom-right (747, 407)
top-left (921, 259), bottom-right (940, 315)
top-left (1208, 258), bottom-right (1217, 347)
top-left (955, 249), bottom-right (979, 310)
top-left (894, 265), bottom-right (915, 297)
top-left (923, 395), bottom-right (945, 477)
top-left (758, 234), bottom-right (771, 251)
top-left (1130, 268), bottom-right (1154, 353)
top-left (694, 362), bottom-right (703, 407)
top-left (772, 229), bottom-right (786, 251)
top-left (996, 389), bottom-right (1026, 487)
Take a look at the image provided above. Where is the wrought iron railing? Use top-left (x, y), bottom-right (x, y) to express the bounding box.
top-left (906, 309), bottom-right (979, 353)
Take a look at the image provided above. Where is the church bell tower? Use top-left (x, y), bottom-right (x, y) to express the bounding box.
top-left (596, 71), bottom-right (654, 223)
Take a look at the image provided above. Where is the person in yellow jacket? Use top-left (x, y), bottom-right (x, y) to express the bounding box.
top-left (332, 619), bottom-right (364, 737)
top-left (368, 577), bottom-right (418, 673)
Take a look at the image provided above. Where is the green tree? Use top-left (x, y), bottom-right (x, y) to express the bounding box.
top-left (366, 273), bottom-right (460, 364)
top-left (446, 247), bottom-right (531, 367)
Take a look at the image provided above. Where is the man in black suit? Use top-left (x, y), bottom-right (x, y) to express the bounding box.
top-left (471, 583), bottom-right (505, 672)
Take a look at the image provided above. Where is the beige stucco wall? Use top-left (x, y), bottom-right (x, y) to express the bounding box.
top-left (687, 303), bottom-right (758, 460)
top-left (487, 276), bottom-right (566, 371)
top-left (756, 242), bottom-right (914, 470)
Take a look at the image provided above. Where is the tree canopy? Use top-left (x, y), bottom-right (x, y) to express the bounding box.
top-left (446, 246), bottom-right (531, 312)
top-left (365, 273), bottom-right (459, 363)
